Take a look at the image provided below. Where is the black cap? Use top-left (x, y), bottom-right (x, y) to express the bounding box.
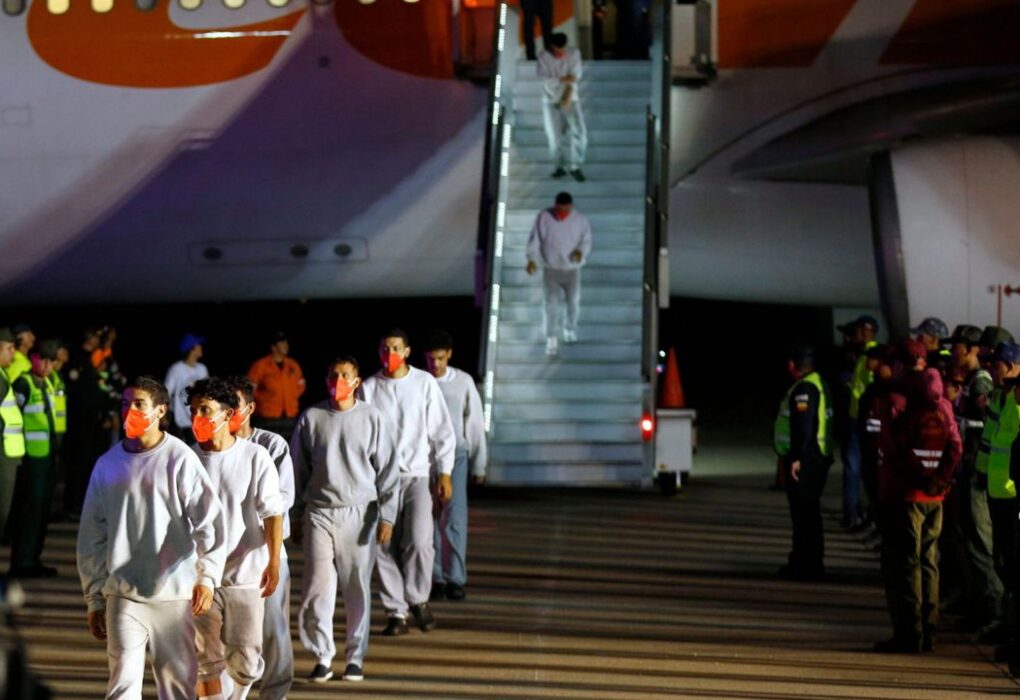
top-left (788, 345), bottom-right (816, 367)
top-left (911, 317), bottom-right (949, 340)
top-left (979, 326), bottom-right (1014, 350)
top-left (0, 327), bottom-right (13, 343)
top-left (992, 342), bottom-right (1020, 365)
top-left (949, 324), bottom-right (983, 346)
top-left (11, 323), bottom-right (32, 336)
top-left (837, 314), bottom-right (880, 334)
top-left (32, 340), bottom-right (59, 361)
top-left (270, 331), bottom-right (288, 345)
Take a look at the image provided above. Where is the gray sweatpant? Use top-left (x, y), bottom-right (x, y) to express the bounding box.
top-left (194, 586), bottom-right (265, 687)
top-left (543, 267), bottom-right (581, 339)
top-left (433, 450), bottom-right (469, 587)
top-left (259, 551), bottom-right (292, 700)
top-left (377, 476), bottom-right (435, 618)
top-left (105, 596), bottom-right (196, 700)
top-left (542, 100), bottom-right (588, 170)
top-left (299, 503), bottom-right (378, 666)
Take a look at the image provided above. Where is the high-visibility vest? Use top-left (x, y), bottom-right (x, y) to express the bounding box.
top-left (0, 368), bottom-right (25, 459)
top-left (774, 372), bottom-right (833, 458)
top-left (21, 376), bottom-right (53, 458)
top-left (7, 351), bottom-right (30, 382)
top-left (976, 389), bottom-right (1003, 475)
top-left (986, 389), bottom-right (1018, 499)
top-left (848, 340), bottom-right (877, 419)
top-left (46, 372), bottom-right (67, 435)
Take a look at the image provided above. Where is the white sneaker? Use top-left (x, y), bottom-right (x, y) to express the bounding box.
top-left (563, 329), bottom-right (577, 344)
top-left (545, 337), bottom-right (559, 356)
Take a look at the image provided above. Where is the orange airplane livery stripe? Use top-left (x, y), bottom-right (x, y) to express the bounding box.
top-left (28, 0), bottom-right (305, 88)
top-left (717, 0), bottom-right (856, 68)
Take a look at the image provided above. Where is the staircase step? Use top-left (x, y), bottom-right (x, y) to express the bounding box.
top-left (502, 232), bottom-right (644, 250)
top-left (506, 195), bottom-right (643, 213)
top-left (499, 284), bottom-right (642, 304)
top-left (498, 248), bottom-right (643, 268)
top-left (513, 96), bottom-right (648, 113)
top-left (502, 300), bottom-right (640, 321)
top-left (490, 441), bottom-right (645, 462)
top-left (513, 112), bottom-right (647, 130)
top-left (506, 210), bottom-right (644, 229)
top-left (513, 127), bottom-right (645, 147)
top-left (508, 178), bottom-right (644, 197)
top-left (501, 267), bottom-right (643, 285)
top-left (510, 144), bottom-right (645, 163)
top-left (496, 323), bottom-right (642, 343)
top-left (495, 361), bottom-right (641, 380)
top-left (508, 162), bottom-right (645, 179)
top-left (515, 58), bottom-right (650, 74)
top-left (494, 380), bottom-right (642, 401)
top-left (493, 420), bottom-right (642, 442)
top-left (494, 402), bottom-right (641, 421)
top-left (513, 82), bottom-right (649, 97)
top-left (495, 341), bottom-right (642, 362)
top-left (487, 461), bottom-right (645, 486)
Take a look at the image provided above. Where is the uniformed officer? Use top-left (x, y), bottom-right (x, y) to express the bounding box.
top-left (9, 340), bottom-right (60, 578)
top-left (775, 345), bottom-right (834, 580)
top-left (0, 327), bottom-right (25, 546)
top-left (846, 315), bottom-right (880, 531)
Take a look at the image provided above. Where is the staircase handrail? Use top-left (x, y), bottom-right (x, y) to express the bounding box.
top-left (477, 2), bottom-right (520, 434)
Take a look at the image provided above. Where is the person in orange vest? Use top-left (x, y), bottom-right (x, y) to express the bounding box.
top-left (248, 332), bottom-right (306, 439)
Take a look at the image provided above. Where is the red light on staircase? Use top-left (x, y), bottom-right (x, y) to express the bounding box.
top-left (641, 415), bottom-right (654, 441)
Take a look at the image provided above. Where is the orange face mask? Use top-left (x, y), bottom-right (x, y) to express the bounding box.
top-left (124, 408), bottom-right (158, 439)
top-left (192, 412), bottom-right (226, 443)
top-left (332, 378), bottom-right (355, 402)
top-left (91, 348), bottom-right (112, 369)
top-left (228, 406), bottom-right (251, 434)
top-left (385, 352), bottom-right (404, 374)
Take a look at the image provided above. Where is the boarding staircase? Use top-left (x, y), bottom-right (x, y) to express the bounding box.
top-left (489, 60), bottom-right (650, 485)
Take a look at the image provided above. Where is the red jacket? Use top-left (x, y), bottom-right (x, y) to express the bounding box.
top-left (860, 383), bottom-right (907, 504)
top-left (248, 355), bottom-right (306, 419)
top-left (898, 369), bottom-right (962, 503)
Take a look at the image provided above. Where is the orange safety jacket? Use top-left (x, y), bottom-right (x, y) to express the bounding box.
top-left (248, 355), bottom-right (306, 419)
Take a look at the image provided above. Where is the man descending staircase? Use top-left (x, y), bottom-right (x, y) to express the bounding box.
top-left (487, 59), bottom-right (650, 486)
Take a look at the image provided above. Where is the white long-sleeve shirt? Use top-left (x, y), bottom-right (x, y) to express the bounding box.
top-left (77, 434), bottom-right (227, 614)
top-left (245, 428), bottom-right (295, 540)
top-left (358, 366), bottom-right (456, 478)
top-left (537, 48), bottom-right (583, 104)
top-left (435, 367), bottom-right (488, 478)
top-left (193, 438), bottom-right (283, 588)
top-left (164, 361), bottom-right (208, 429)
top-left (291, 399), bottom-right (401, 525)
top-left (527, 209), bottom-right (593, 271)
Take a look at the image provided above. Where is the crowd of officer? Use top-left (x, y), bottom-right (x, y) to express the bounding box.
top-left (775, 315), bottom-right (1020, 671)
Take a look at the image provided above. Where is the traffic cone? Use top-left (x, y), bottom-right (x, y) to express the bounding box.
top-left (660, 347), bottom-right (685, 408)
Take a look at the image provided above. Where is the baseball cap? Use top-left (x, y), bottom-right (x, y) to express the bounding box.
top-left (0, 327), bottom-right (13, 343)
top-left (270, 331), bottom-right (288, 345)
top-left (838, 314), bottom-right (880, 334)
top-left (179, 333), bottom-right (204, 354)
top-left (991, 342), bottom-right (1020, 365)
top-left (911, 317), bottom-right (949, 340)
top-left (11, 323), bottom-right (32, 336)
top-left (949, 324), bottom-right (983, 346)
top-left (32, 340), bottom-right (59, 361)
top-left (788, 344), bottom-right (815, 366)
top-left (980, 326), bottom-right (1014, 352)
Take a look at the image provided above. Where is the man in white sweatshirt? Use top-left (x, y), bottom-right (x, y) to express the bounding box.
top-left (291, 355), bottom-right (400, 683)
top-left (526, 191), bottom-right (594, 356)
top-left (424, 331), bottom-right (487, 601)
top-left (164, 333), bottom-right (208, 441)
top-left (77, 376), bottom-right (227, 700)
top-left (357, 328), bottom-right (456, 635)
top-left (537, 32), bottom-right (587, 181)
top-left (187, 377), bottom-right (284, 700)
top-left (227, 376), bottom-right (295, 700)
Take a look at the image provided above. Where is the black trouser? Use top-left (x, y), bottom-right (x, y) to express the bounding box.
top-left (882, 501), bottom-right (942, 644)
top-left (64, 421), bottom-right (108, 516)
top-left (10, 454), bottom-right (56, 570)
top-left (989, 495), bottom-right (1018, 628)
top-left (785, 456), bottom-right (831, 573)
top-left (520, 0), bottom-right (553, 59)
top-left (0, 454), bottom-right (19, 543)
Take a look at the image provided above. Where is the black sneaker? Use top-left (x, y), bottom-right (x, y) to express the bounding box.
top-left (446, 583), bottom-right (466, 601)
top-left (429, 583), bottom-right (446, 601)
top-left (307, 664), bottom-right (333, 683)
top-left (382, 616), bottom-right (409, 636)
top-left (342, 663), bottom-right (363, 682)
top-left (410, 603), bottom-right (437, 632)
top-left (551, 167), bottom-right (567, 179)
top-left (570, 169), bottom-right (586, 182)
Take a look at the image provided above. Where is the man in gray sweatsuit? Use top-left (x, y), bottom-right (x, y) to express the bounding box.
top-left (291, 356), bottom-right (400, 683)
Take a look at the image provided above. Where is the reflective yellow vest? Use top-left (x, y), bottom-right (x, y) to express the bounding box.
top-left (986, 389), bottom-right (1018, 499)
top-left (20, 376), bottom-right (53, 458)
top-left (7, 351), bottom-right (30, 383)
top-left (977, 390), bottom-right (1003, 476)
top-left (46, 372), bottom-right (67, 435)
top-left (848, 340), bottom-right (877, 419)
top-left (0, 367), bottom-right (25, 459)
top-left (774, 372), bottom-right (833, 458)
